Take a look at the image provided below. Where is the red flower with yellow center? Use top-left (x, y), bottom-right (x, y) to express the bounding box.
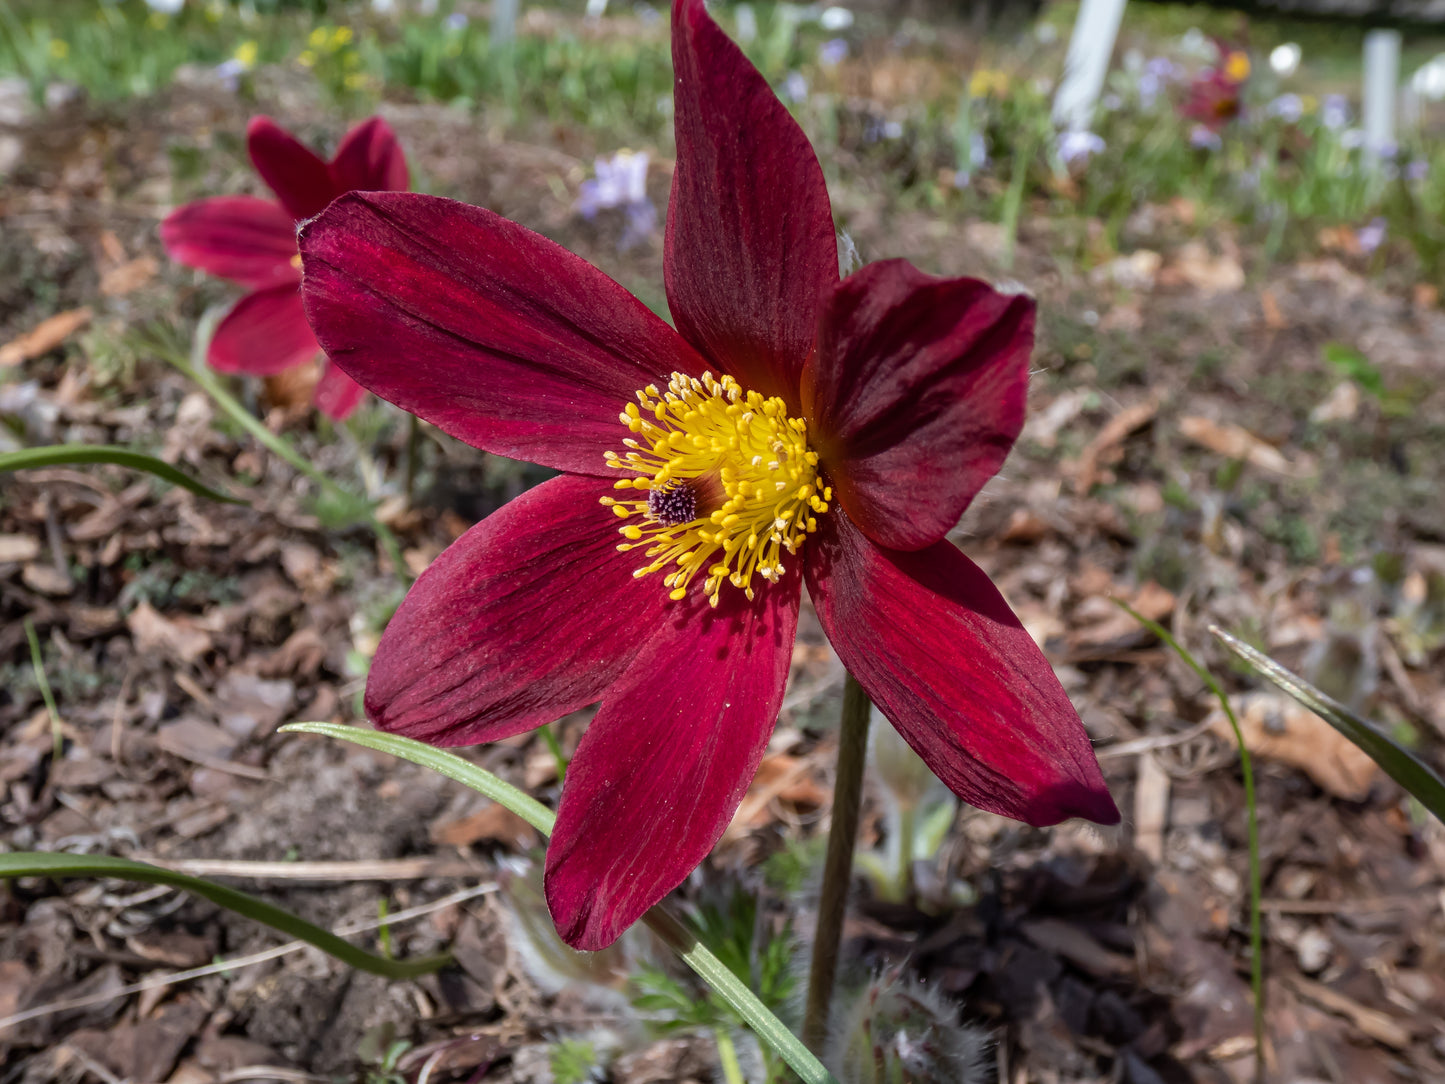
top-left (160, 115), bottom-right (408, 419)
top-left (299, 0), bottom-right (1118, 950)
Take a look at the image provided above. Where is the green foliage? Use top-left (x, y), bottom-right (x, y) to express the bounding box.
top-left (551, 1039), bottom-right (604, 1084)
top-left (1322, 342), bottom-right (1385, 398)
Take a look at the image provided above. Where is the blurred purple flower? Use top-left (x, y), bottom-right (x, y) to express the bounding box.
top-left (1406, 158), bottom-right (1429, 182)
top-left (1267, 93), bottom-right (1303, 122)
top-left (445, 12), bottom-right (468, 30)
top-left (1057, 130), bottom-right (1104, 166)
top-left (576, 150), bottom-right (658, 251)
top-left (1322, 94), bottom-right (1350, 130)
top-left (1190, 124), bottom-right (1222, 150)
top-left (819, 38), bottom-right (848, 66)
top-left (1356, 217), bottom-right (1386, 254)
top-left (782, 71), bottom-right (808, 103)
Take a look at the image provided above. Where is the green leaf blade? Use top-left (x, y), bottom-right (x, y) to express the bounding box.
top-left (0, 852), bottom-right (447, 978)
top-left (0, 445), bottom-right (242, 504)
top-left (1210, 626), bottom-right (1445, 824)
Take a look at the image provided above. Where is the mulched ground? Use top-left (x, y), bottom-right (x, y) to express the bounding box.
top-left (2, 48), bottom-right (1444, 1084)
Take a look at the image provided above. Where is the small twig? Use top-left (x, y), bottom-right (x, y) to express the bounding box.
top-left (135, 857), bottom-right (486, 882)
top-left (1096, 718), bottom-right (1216, 759)
top-left (0, 882), bottom-right (495, 1033)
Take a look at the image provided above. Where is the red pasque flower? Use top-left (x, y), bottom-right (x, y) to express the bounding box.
top-left (160, 115), bottom-right (408, 419)
top-left (299, 0), bottom-right (1119, 950)
top-left (1182, 48), bottom-right (1249, 131)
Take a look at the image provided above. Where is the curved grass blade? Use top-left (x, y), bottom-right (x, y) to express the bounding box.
top-left (0, 446), bottom-right (241, 504)
top-left (0, 852), bottom-right (448, 979)
top-left (1116, 601), bottom-right (1264, 1082)
top-left (282, 722), bottom-right (840, 1084)
top-left (1210, 625), bottom-right (1445, 824)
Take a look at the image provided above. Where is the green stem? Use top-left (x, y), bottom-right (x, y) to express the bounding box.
top-left (539, 723), bottom-right (569, 782)
top-left (895, 802), bottom-right (915, 902)
top-left (801, 671), bottom-right (871, 1054)
top-left (24, 618), bottom-right (62, 762)
top-left (713, 1028), bottom-right (744, 1084)
top-left (155, 335), bottom-right (411, 586)
top-left (1118, 604), bottom-right (1264, 1082)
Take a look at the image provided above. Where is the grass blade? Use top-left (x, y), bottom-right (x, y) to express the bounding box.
top-left (0, 852), bottom-right (448, 979)
top-left (282, 722), bottom-right (841, 1084)
top-left (1117, 601), bottom-right (1265, 1082)
top-left (0, 445), bottom-right (241, 504)
top-left (1210, 625), bottom-right (1445, 824)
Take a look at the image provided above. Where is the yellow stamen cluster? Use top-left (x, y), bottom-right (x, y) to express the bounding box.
top-left (601, 371), bottom-right (831, 606)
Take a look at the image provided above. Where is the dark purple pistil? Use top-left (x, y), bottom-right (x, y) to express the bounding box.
top-left (647, 482), bottom-right (698, 527)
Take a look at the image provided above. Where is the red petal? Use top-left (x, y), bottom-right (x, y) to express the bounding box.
top-left (367, 474), bottom-right (673, 747)
top-left (300, 191), bottom-right (707, 475)
top-left (806, 512), bottom-right (1118, 827)
top-left (247, 116), bottom-right (337, 221)
top-left (313, 360), bottom-right (366, 419)
top-left (665, 0), bottom-right (837, 409)
top-left (160, 196), bottom-right (300, 288)
top-left (208, 284), bottom-right (318, 376)
top-left (545, 566), bottom-right (801, 950)
top-left (803, 260), bottom-right (1033, 552)
top-left (329, 116), bottom-right (409, 194)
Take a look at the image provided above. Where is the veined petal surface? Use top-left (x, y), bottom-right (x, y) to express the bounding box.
top-left (300, 192), bottom-right (708, 475)
top-left (367, 474), bottom-right (673, 747)
top-left (160, 196), bottom-right (301, 289)
top-left (806, 512), bottom-right (1118, 827)
top-left (330, 116), bottom-right (410, 195)
top-left (313, 360), bottom-right (367, 420)
top-left (208, 284), bottom-right (319, 376)
top-left (545, 566), bottom-right (801, 949)
top-left (665, 0), bottom-right (837, 409)
top-left (247, 116), bottom-right (337, 221)
top-left (804, 260), bottom-right (1033, 552)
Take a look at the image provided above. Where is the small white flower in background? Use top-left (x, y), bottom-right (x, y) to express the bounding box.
top-left (1179, 28), bottom-right (1213, 59)
top-left (1323, 94), bottom-right (1350, 129)
top-left (1035, 22), bottom-right (1057, 44)
top-left (370, 0), bottom-right (396, 14)
top-left (1057, 129), bottom-right (1104, 166)
top-left (1340, 127), bottom-right (1366, 150)
top-left (444, 12), bottom-right (468, 30)
top-left (819, 38), bottom-right (848, 67)
top-left (1269, 42), bottom-right (1301, 77)
top-left (1411, 54), bottom-right (1445, 101)
top-left (819, 5), bottom-right (853, 30)
top-left (576, 150), bottom-right (657, 251)
top-left (145, 0), bottom-right (185, 14)
top-left (1267, 93), bottom-right (1303, 122)
top-left (1190, 124), bottom-right (1222, 150)
top-left (781, 71), bottom-right (808, 104)
top-left (881, 119), bottom-right (903, 139)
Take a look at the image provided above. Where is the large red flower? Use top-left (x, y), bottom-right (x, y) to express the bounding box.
top-left (299, 0), bottom-right (1118, 950)
top-left (161, 115), bottom-right (409, 419)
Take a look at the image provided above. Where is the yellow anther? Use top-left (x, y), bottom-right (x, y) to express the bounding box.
top-left (599, 371), bottom-right (829, 606)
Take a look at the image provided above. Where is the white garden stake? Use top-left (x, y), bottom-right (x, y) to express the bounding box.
top-left (1052, 0), bottom-right (1129, 132)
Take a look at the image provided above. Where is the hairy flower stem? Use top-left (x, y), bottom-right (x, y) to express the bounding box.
top-left (802, 671), bottom-right (871, 1053)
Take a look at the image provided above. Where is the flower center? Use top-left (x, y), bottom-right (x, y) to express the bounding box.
top-left (601, 371), bottom-right (831, 606)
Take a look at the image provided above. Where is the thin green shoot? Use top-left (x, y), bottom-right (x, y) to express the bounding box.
top-left (24, 618), bottom-right (63, 762)
top-left (1116, 601), bottom-right (1264, 1083)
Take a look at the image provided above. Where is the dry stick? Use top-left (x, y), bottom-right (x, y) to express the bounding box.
top-left (801, 672), bottom-right (871, 1053)
top-left (0, 882), bottom-right (495, 1033)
